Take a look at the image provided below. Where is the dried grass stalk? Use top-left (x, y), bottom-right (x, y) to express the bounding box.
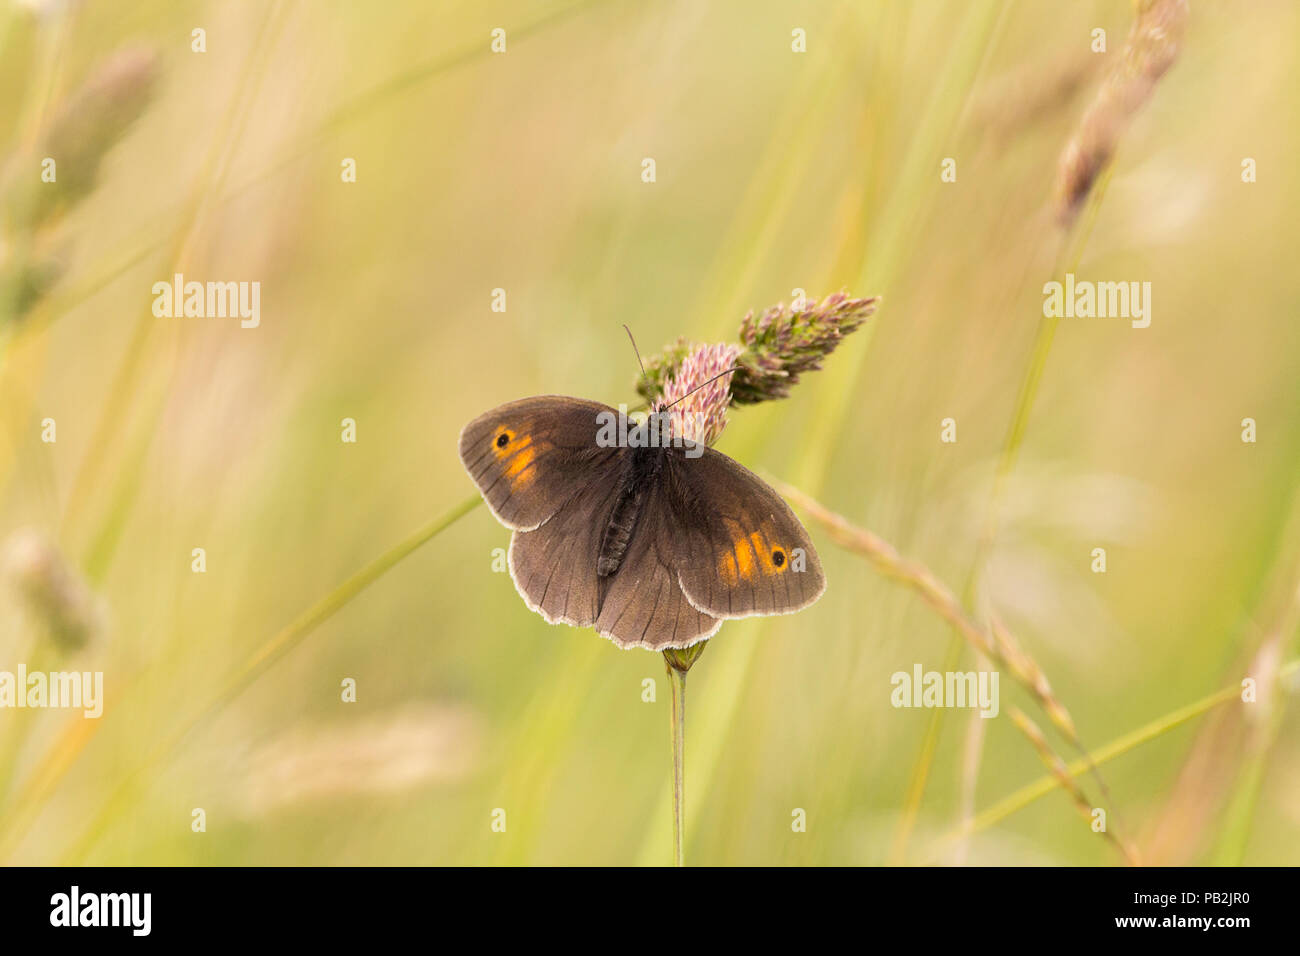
top-left (1054, 0), bottom-right (1189, 226)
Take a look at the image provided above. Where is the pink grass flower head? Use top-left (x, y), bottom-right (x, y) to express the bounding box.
top-left (637, 292), bottom-right (878, 415)
top-left (652, 342), bottom-right (742, 448)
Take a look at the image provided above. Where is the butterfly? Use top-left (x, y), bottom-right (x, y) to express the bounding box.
top-left (458, 395), bottom-right (825, 650)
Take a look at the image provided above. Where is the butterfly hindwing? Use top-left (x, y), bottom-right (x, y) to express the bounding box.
top-left (591, 476), bottom-right (722, 649)
top-left (507, 460), bottom-right (625, 628)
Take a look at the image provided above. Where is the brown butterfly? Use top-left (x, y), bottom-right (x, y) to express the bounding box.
top-left (458, 395), bottom-right (825, 650)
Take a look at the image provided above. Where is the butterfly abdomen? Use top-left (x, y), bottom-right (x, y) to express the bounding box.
top-left (596, 448), bottom-right (661, 579)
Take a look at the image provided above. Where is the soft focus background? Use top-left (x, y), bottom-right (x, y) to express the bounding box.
top-left (1, 0), bottom-right (1297, 866)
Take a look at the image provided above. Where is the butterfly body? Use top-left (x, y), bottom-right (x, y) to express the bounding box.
top-left (596, 444), bottom-right (663, 578)
top-left (459, 395), bottom-right (825, 650)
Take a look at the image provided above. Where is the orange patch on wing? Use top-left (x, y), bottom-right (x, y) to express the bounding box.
top-left (733, 534), bottom-right (756, 582)
top-left (718, 551), bottom-right (739, 587)
top-left (505, 437), bottom-right (537, 486)
top-left (720, 520), bottom-right (774, 584)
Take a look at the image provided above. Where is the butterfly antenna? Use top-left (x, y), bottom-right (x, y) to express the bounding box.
top-left (623, 324), bottom-right (652, 396)
top-left (660, 367), bottom-right (741, 412)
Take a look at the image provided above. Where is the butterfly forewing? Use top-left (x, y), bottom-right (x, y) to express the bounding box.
top-left (665, 446), bottom-right (826, 621)
top-left (457, 396), bottom-right (620, 531)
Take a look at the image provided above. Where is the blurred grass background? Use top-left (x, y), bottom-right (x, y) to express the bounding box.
top-left (1, 0), bottom-right (1298, 865)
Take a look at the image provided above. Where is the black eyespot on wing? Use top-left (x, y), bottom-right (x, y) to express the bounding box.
top-left (772, 549), bottom-right (785, 567)
top-left (496, 432), bottom-right (509, 448)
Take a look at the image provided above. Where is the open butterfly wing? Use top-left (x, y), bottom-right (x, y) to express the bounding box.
top-left (664, 447), bottom-right (826, 621)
